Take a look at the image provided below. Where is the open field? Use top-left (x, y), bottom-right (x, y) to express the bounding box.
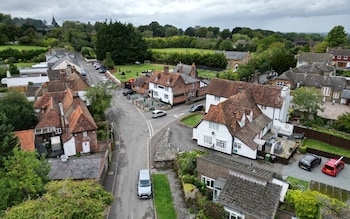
top-left (0, 45), bottom-right (47, 51)
top-left (151, 48), bottom-right (216, 54)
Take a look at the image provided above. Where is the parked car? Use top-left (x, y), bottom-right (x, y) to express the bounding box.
top-left (122, 89), bottom-right (134, 96)
top-left (322, 157), bottom-right (345, 176)
top-left (99, 67), bottom-right (106, 73)
top-left (137, 169), bottom-right (152, 199)
top-left (152, 110), bottom-right (166, 118)
top-left (190, 104), bottom-right (204, 112)
top-left (298, 154), bottom-right (322, 171)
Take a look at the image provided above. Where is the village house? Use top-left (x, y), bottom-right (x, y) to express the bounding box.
top-left (221, 51), bottom-right (251, 71)
top-left (147, 64), bottom-right (208, 105)
top-left (197, 153), bottom-right (288, 219)
top-left (328, 48), bottom-right (350, 70)
top-left (33, 88), bottom-right (102, 158)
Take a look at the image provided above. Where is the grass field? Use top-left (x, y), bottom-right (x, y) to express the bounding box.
top-left (151, 48), bottom-right (216, 54)
top-left (152, 174), bottom-right (177, 219)
top-left (0, 45), bottom-right (47, 51)
top-left (303, 139), bottom-right (350, 157)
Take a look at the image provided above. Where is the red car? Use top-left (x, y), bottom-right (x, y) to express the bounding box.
top-left (322, 156), bottom-right (345, 176)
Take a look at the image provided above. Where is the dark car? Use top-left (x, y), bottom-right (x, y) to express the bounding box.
top-left (190, 104), bottom-right (204, 112)
top-left (298, 154), bottom-right (322, 171)
top-left (99, 67), bottom-right (106, 73)
top-left (122, 89), bottom-right (134, 96)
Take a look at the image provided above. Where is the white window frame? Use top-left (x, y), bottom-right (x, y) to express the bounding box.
top-left (233, 142), bottom-right (241, 149)
top-left (83, 131), bottom-right (87, 137)
top-left (165, 87), bottom-right (169, 91)
top-left (201, 176), bottom-right (214, 189)
top-left (214, 96), bottom-right (220, 101)
top-left (204, 135), bottom-right (212, 145)
top-left (164, 94), bottom-right (169, 100)
top-left (333, 92), bottom-right (340, 99)
top-left (321, 87), bottom-right (331, 96)
top-left (209, 122), bottom-right (219, 130)
top-left (216, 139), bottom-right (226, 149)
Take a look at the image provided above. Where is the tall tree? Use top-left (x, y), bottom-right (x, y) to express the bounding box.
top-left (184, 27), bottom-right (196, 37)
top-left (0, 91), bottom-right (37, 131)
top-left (220, 28), bottom-right (231, 39)
top-left (3, 179), bottom-right (113, 219)
top-left (95, 21), bottom-right (149, 64)
top-left (86, 84), bottom-right (112, 120)
top-left (326, 25), bottom-right (347, 48)
top-left (0, 113), bottom-right (18, 168)
top-left (293, 87), bottom-right (324, 119)
top-left (0, 148), bottom-right (50, 211)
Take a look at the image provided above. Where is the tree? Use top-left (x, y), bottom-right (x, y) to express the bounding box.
top-left (0, 91), bottom-right (37, 131)
top-left (0, 113), bottom-right (18, 168)
top-left (286, 190), bottom-right (323, 219)
top-left (326, 26), bottom-right (347, 48)
top-left (8, 63), bottom-right (19, 75)
top-left (0, 148), bottom-right (50, 212)
top-left (220, 29), bottom-right (231, 39)
top-left (184, 27), bottom-right (196, 37)
top-left (219, 39), bottom-right (233, 51)
top-left (3, 179), bottom-right (113, 219)
top-left (95, 21), bottom-right (149, 64)
top-left (104, 52), bottom-right (115, 69)
top-left (86, 84), bottom-right (112, 120)
top-left (334, 113), bottom-right (350, 133)
top-left (292, 87), bottom-right (324, 119)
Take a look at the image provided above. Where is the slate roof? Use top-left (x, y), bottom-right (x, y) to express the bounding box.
top-left (15, 129), bottom-right (35, 152)
top-left (278, 70), bottom-right (346, 90)
top-left (207, 78), bottom-right (284, 108)
top-left (221, 51), bottom-right (249, 60)
top-left (48, 153), bottom-right (105, 180)
top-left (203, 89), bottom-right (271, 150)
top-left (328, 48), bottom-right (350, 56)
top-left (218, 173), bottom-right (282, 219)
top-left (297, 52), bottom-right (333, 64)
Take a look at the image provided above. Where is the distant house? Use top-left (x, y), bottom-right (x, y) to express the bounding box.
top-left (148, 64), bottom-right (208, 105)
top-left (274, 68), bottom-right (346, 103)
top-left (197, 153), bottom-right (287, 219)
top-left (34, 88), bottom-right (100, 157)
top-left (221, 51), bottom-right (251, 71)
top-left (15, 129), bottom-right (35, 152)
top-left (328, 48), bottom-right (350, 70)
top-left (131, 76), bottom-right (149, 96)
top-left (45, 47), bottom-right (70, 68)
top-left (193, 89), bottom-right (272, 159)
top-left (296, 52), bottom-right (333, 68)
top-left (47, 55), bottom-right (82, 81)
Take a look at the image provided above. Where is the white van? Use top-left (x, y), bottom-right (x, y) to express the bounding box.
top-left (137, 169), bottom-right (152, 199)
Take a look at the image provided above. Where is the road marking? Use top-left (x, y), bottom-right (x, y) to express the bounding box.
top-left (174, 112), bottom-right (185, 118)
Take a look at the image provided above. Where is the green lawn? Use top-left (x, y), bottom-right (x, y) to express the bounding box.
top-left (152, 174), bottom-right (177, 219)
top-left (151, 48), bottom-right (216, 54)
top-left (180, 113), bottom-right (204, 127)
top-left (303, 139), bottom-right (350, 157)
top-left (113, 64), bottom-right (174, 82)
top-left (0, 45), bottom-right (46, 51)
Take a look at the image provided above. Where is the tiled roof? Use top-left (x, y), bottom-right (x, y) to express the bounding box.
top-left (66, 98), bottom-right (98, 133)
top-left (328, 48), bottom-right (350, 56)
top-left (35, 97), bottom-right (61, 129)
top-left (148, 70), bottom-right (182, 87)
top-left (203, 89), bottom-right (271, 149)
top-left (298, 52), bottom-right (333, 64)
top-left (207, 78), bottom-right (283, 108)
top-left (15, 129), bottom-right (35, 152)
top-left (132, 76), bottom-right (149, 86)
top-left (218, 173), bottom-right (281, 219)
top-left (222, 51), bottom-right (249, 60)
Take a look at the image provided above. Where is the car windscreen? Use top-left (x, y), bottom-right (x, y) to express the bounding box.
top-left (324, 165), bottom-right (334, 171)
top-left (139, 179), bottom-right (151, 187)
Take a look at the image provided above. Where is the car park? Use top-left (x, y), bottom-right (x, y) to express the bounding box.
top-left (190, 104), bottom-right (204, 112)
top-left (322, 156), bottom-right (345, 176)
top-left (152, 110), bottom-right (166, 118)
top-left (137, 169), bottom-right (152, 199)
top-left (298, 154), bottom-right (322, 171)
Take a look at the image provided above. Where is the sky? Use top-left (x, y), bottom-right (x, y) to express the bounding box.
top-left (1, 0), bottom-right (350, 34)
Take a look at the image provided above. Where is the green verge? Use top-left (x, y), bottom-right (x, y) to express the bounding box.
top-left (151, 48), bottom-right (216, 54)
top-left (303, 139), bottom-right (350, 157)
top-left (0, 45), bottom-right (46, 51)
top-left (152, 174), bottom-right (177, 219)
top-left (180, 113), bottom-right (204, 127)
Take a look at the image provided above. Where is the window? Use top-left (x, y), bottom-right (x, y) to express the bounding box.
top-left (216, 139), bottom-right (226, 148)
top-left (337, 56), bottom-right (341, 59)
top-left (233, 142), bottom-right (241, 149)
top-left (55, 128), bottom-right (62, 134)
top-left (214, 96), bottom-right (220, 101)
top-left (333, 92), bottom-right (339, 99)
top-left (204, 135), bottom-right (212, 145)
top-left (209, 122), bottom-right (219, 130)
top-left (321, 87), bottom-right (331, 96)
top-left (345, 56), bottom-right (348, 60)
top-left (83, 131), bottom-right (87, 137)
top-left (165, 87), bottom-right (169, 91)
top-left (277, 81), bottom-right (286, 86)
top-left (164, 94), bottom-right (168, 100)
top-left (201, 176), bottom-right (214, 189)
top-left (192, 83), bottom-right (195, 89)
top-left (153, 91), bottom-right (159, 97)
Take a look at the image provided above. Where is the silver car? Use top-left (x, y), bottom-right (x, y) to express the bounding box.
top-left (152, 110), bottom-right (166, 118)
top-left (137, 169), bottom-right (152, 199)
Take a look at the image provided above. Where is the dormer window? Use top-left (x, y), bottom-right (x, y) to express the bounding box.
top-left (246, 110), bottom-right (253, 122)
top-left (155, 76), bottom-right (158, 81)
top-left (344, 56), bottom-right (348, 60)
top-left (237, 113), bottom-right (246, 127)
top-left (166, 79), bottom-right (170, 84)
top-left (337, 56), bottom-right (341, 59)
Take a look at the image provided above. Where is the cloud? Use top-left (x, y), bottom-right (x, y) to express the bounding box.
top-left (1, 0), bottom-right (349, 33)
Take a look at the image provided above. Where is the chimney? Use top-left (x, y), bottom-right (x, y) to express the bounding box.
top-left (164, 66), bottom-right (169, 75)
top-left (191, 62), bottom-right (197, 78)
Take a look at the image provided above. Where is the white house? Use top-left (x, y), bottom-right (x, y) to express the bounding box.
top-left (205, 78), bottom-right (293, 136)
top-left (193, 89), bottom-right (272, 159)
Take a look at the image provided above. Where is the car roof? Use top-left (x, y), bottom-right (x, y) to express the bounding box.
top-left (302, 154), bottom-right (317, 161)
top-left (152, 110), bottom-right (164, 113)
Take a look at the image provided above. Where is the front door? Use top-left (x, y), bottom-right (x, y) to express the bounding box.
top-left (82, 141), bottom-right (90, 153)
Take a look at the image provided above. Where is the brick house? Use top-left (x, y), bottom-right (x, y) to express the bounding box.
top-left (34, 88), bottom-right (100, 157)
top-left (197, 153), bottom-right (286, 219)
top-left (148, 64), bottom-right (208, 105)
top-left (222, 51), bottom-right (251, 71)
top-left (328, 48), bottom-right (350, 70)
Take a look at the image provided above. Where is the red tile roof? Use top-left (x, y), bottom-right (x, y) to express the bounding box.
top-left (15, 129), bottom-right (35, 152)
top-left (207, 78), bottom-right (283, 108)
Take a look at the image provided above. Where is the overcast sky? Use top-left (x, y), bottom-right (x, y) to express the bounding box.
top-left (1, 0), bottom-right (350, 33)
